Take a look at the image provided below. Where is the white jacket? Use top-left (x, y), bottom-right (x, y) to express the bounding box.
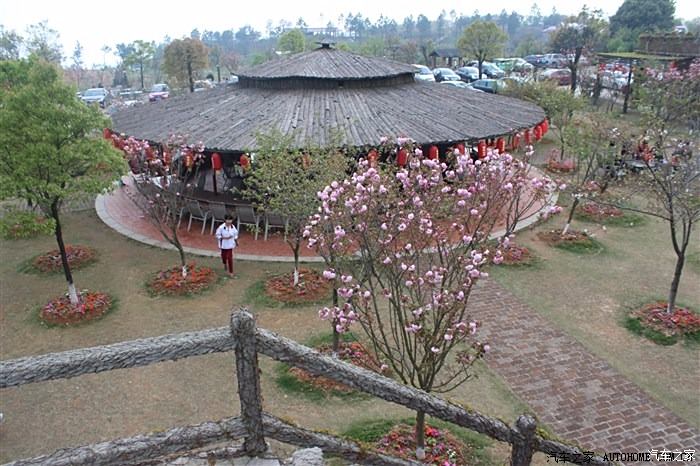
top-left (215, 223), bottom-right (239, 249)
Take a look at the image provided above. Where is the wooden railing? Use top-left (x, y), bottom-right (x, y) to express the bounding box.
top-left (0, 309), bottom-right (613, 466)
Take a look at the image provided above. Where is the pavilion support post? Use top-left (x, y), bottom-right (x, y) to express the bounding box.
top-left (510, 415), bottom-right (537, 466)
top-left (231, 309), bottom-right (267, 456)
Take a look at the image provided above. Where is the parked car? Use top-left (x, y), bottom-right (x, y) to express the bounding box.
top-left (432, 68), bottom-right (461, 82)
top-left (465, 61), bottom-right (505, 79)
top-left (411, 64), bottom-right (436, 83)
top-left (80, 88), bottom-right (110, 108)
top-left (440, 80), bottom-right (477, 90)
top-left (455, 66), bottom-right (479, 82)
top-left (470, 79), bottom-right (504, 94)
top-left (540, 68), bottom-right (572, 86)
top-left (494, 58), bottom-right (534, 73)
top-left (601, 70), bottom-right (632, 92)
top-left (542, 53), bottom-right (568, 68)
top-left (524, 54), bottom-right (546, 67)
top-left (194, 80), bottom-right (215, 92)
top-left (148, 83), bottom-right (170, 102)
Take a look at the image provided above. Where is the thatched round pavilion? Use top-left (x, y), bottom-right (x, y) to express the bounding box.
top-left (110, 43), bottom-right (545, 154)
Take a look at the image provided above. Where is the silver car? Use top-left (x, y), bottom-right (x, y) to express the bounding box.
top-left (412, 64), bottom-right (436, 83)
top-left (80, 88), bottom-right (110, 108)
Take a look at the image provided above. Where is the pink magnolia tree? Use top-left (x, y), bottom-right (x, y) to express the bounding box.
top-left (305, 141), bottom-right (557, 459)
top-left (115, 133), bottom-right (205, 278)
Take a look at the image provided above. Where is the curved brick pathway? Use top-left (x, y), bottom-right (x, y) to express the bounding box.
top-left (472, 280), bottom-right (699, 462)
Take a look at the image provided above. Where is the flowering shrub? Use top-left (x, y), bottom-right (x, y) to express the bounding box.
top-left (33, 245), bottom-right (97, 273)
top-left (377, 423), bottom-right (468, 466)
top-left (0, 210), bottom-right (55, 240)
top-left (146, 262), bottom-right (216, 296)
top-left (40, 291), bottom-right (112, 326)
top-left (630, 302), bottom-right (700, 338)
top-left (500, 244), bottom-right (535, 266)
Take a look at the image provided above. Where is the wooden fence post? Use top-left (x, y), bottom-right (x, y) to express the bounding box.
top-left (231, 309), bottom-right (267, 456)
top-left (510, 414), bottom-right (537, 466)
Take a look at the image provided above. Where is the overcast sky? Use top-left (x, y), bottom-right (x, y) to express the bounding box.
top-left (2, 0), bottom-right (699, 67)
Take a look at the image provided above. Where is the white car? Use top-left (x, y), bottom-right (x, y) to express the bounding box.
top-left (412, 64), bottom-right (435, 83)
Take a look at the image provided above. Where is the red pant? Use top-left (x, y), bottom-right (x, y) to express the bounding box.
top-left (221, 248), bottom-right (234, 273)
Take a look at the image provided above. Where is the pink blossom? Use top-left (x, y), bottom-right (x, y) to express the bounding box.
top-left (431, 346), bottom-right (441, 354)
top-left (322, 270), bottom-right (336, 280)
top-left (483, 344), bottom-right (491, 353)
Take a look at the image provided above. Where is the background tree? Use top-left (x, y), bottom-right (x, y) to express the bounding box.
top-left (277, 29), bottom-right (306, 54)
top-left (243, 131), bottom-right (348, 286)
top-left (71, 41), bottom-right (83, 89)
top-left (24, 21), bottom-right (62, 63)
top-left (124, 40), bottom-right (155, 90)
top-left (0, 59), bottom-right (126, 304)
top-left (0, 26), bottom-right (23, 60)
top-left (307, 146), bottom-right (533, 459)
top-left (549, 8), bottom-right (606, 93)
top-left (610, 0), bottom-right (675, 35)
top-left (457, 21), bottom-right (508, 79)
top-left (163, 38), bottom-right (209, 93)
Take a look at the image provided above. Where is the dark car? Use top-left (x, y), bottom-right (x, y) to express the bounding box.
top-left (524, 55), bottom-right (545, 67)
top-left (455, 66), bottom-right (479, 82)
top-left (148, 83), bottom-right (170, 102)
top-left (465, 61), bottom-right (505, 79)
top-left (432, 68), bottom-right (461, 82)
top-left (80, 88), bottom-right (110, 108)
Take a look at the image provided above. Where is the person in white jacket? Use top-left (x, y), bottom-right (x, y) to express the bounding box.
top-left (215, 214), bottom-right (239, 277)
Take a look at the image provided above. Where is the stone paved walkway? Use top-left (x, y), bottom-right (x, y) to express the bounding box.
top-left (471, 279), bottom-right (699, 462)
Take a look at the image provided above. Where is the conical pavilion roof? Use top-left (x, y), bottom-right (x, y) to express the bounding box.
top-left (110, 46), bottom-right (545, 152)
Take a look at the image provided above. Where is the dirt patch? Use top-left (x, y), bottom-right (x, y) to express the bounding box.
top-left (146, 263), bottom-right (217, 296)
top-left (628, 302), bottom-right (700, 340)
top-left (287, 341), bottom-right (387, 393)
top-left (264, 268), bottom-right (331, 304)
top-left (40, 291), bottom-right (113, 326)
top-left (578, 203), bottom-right (623, 221)
top-left (31, 245), bottom-right (97, 273)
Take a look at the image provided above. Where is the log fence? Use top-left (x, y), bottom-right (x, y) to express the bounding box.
top-left (0, 308), bottom-right (614, 466)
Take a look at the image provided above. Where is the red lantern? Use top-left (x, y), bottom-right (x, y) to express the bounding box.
top-left (145, 146), bottom-right (155, 161)
top-left (534, 125), bottom-right (543, 141)
top-left (477, 141), bottom-right (487, 159)
top-left (542, 119), bottom-right (549, 134)
top-left (239, 153), bottom-right (250, 171)
top-left (428, 145), bottom-right (439, 160)
top-left (184, 152), bottom-right (194, 169)
top-left (367, 148), bottom-right (379, 166)
top-left (512, 133), bottom-right (521, 150)
top-left (496, 138), bottom-right (506, 154)
top-left (103, 128), bottom-right (111, 140)
top-left (456, 143), bottom-right (466, 155)
top-left (397, 148), bottom-right (408, 167)
top-left (211, 152), bottom-right (222, 171)
top-left (524, 130), bottom-right (532, 145)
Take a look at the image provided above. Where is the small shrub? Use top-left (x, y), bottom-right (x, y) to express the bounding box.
top-left (40, 291), bottom-right (113, 326)
top-left (0, 210), bottom-right (55, 239)
top-left (146, 262), bottom-right (217, 296)
top-left (32, 245), bottom-right (98, 273)
top-left (377, 423), bottom-right (470, 466)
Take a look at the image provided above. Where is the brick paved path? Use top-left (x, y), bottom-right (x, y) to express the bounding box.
top-left (471, 279), bottom-right (699, 460)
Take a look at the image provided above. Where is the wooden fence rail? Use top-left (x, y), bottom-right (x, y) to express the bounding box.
top-left (0, 308), bottom-right (614, 466)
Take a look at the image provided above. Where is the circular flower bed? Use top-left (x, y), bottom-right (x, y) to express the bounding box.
top-left (147, 263), bottom-right (217, 296)
top-left (626, 302), bottom-right (700, 344)
top-left (288, 341), bottom-right (388, 394)
top-left (377, 423), bottom-right (468, 466)
top-left (40, 291), bottom-right (113, 326)
top-left (537, 229), bottom-right (604, 254)
top-left (579, 203), bottom-right (623, 221)
top-left (500, 244), bottom-right (535, 266)
top-left (265, 268), bottom-right (331, 304)
top-left (32, 245), bottom-right (97, 273)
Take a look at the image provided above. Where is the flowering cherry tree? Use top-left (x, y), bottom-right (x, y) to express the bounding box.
top-left (115, 133), bottom-right (205, 278)
top-left (306, 141), bottom-right (550, 459)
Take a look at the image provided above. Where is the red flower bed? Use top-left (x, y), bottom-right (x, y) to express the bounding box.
top-left (147, 262), bottom-right (217, 296)
top-left (579, 203), bottom-right (623, 221)
top-left (289, 341), bottom-right (387, 393)
top-left (265, 268), bottom-right (331, 304)
top-left (631, 302), bottom-right (700, 337)
top-left (547, 158), bottom-right (576, 173)
top-left (40, 291), bottom-right (113, 326)
top-left (377, 423), bottom-right (468, 466)
top-left (500, 244), bottom-right (534, 266)
top-left (33, 245), bottom-right (97, 273)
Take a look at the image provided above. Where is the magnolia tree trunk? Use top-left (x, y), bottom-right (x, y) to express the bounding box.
top-left (331, 287), bottom-right (340, 353)
top-left (415, 411), bottom-right (426, 460)
top-left (667, 218), bottom-right (692, 313)
top-left (51, 202), bottom-right (79, 305)
top-left (562, 197), bottom-right (580, 235)
top-left (292, 241), bottom-right (301, 286)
